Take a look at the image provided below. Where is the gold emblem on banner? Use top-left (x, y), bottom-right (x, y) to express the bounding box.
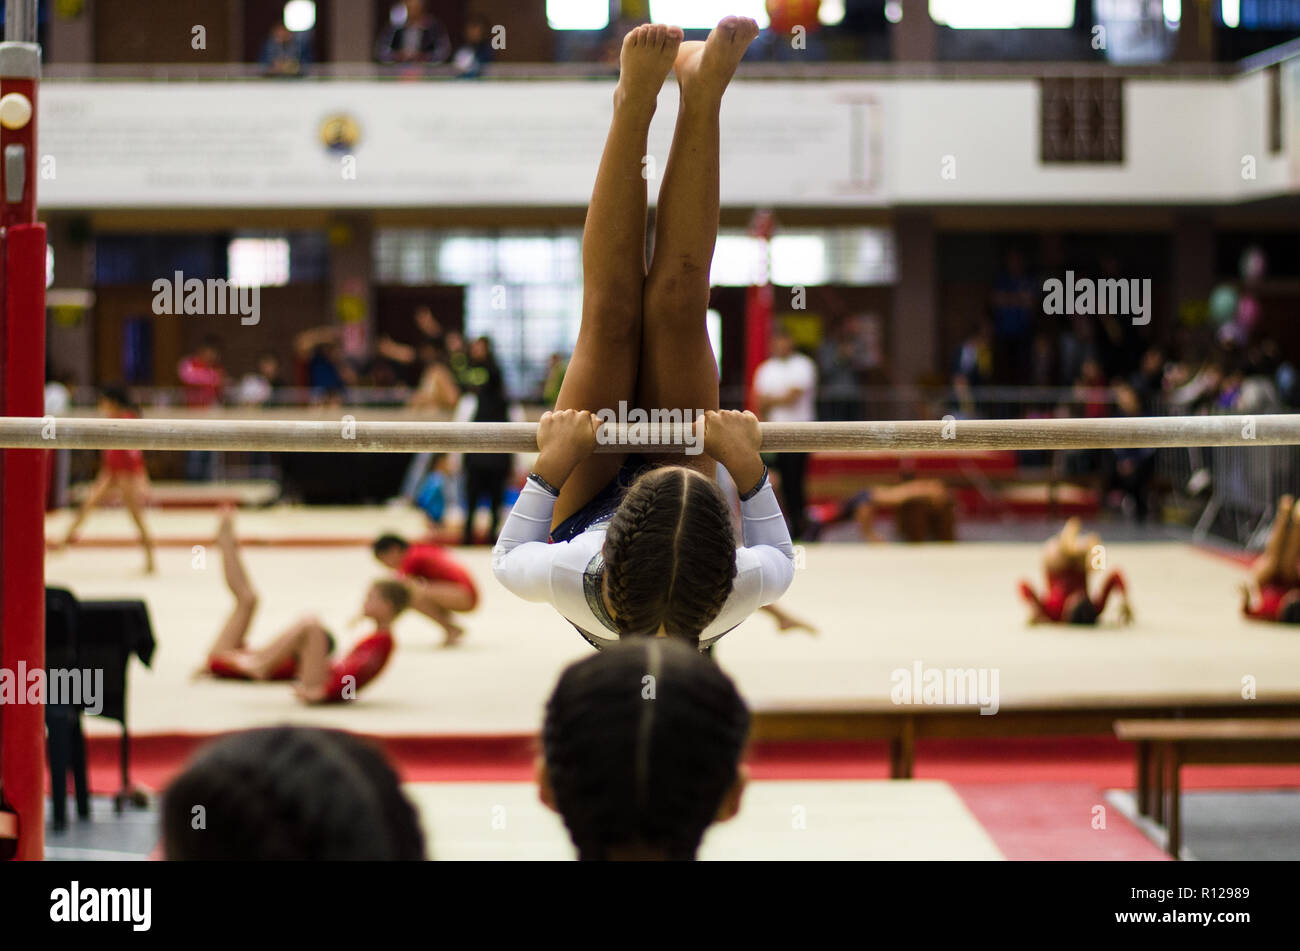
top-left (319, 114), bottom-right (361, 154)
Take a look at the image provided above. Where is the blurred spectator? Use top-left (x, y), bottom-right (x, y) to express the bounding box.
top-left (376, 307), bottom-right (446, 388)
top-left (1129, 346), bottom-right (1166, 414)
top-left (408, 341), bottom-right (460, 411)
top-left (990, 250), bottom-right (1037, 383)
top-left (260, 23), bottom-right (311, 77)
top-left (376, 0), bottom-right (452, 64)
top-left (1235, 347), bottom-right (1283, 414)
top-left (445, 331), bottom-right (472, 388)
top-left (461, 336), bottom-right (512, 545)
top-left (1105, 382), bottom-right (1157, 522)
top-left (45, 368), bottom-right (73, 510)
top-left (817, 327), bottom-right (861, 421)
top-left (1058, 319), bottom-right (1096, 389)
top-left (753, 327), bottom-right (818, 539)
top-left (453, 14), bottom-right (494, 78)
top-left (294, 327), bottom-right (356, 405)
top-left (178, 337), bottom-right (225, 408)
top-left (235, 352), bottom-right (284, 407)
top-left (950, 320), bottom-right (993, 418)
top-left (178, 337), bottom-right (225, 480)
top-left (1029, 330), bottom-right (1056, 388)
top-left (414, 454), bottom-right (452, 529)
top-left (1061, 358), bottom-right (1110, 477)
top-left (1073, 358), bottom-right (1110, 419)
top-left (415, 306), bottom-right (445, 349)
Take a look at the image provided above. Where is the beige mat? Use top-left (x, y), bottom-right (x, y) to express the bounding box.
top-left (404, 779), bottom-right (1004, 861)
top-left (41, 508), bottom-right (1300, 737)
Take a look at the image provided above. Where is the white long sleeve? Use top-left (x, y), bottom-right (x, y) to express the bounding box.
top-left (735, 478), bottom-right (797, 608)
top-left (492, 478), bottom-right (564, 602)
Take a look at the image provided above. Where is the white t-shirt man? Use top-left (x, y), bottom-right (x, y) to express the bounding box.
top-left (753, 351), bottom-right (818, 423)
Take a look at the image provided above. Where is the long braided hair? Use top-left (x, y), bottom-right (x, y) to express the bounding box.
top-left (602, 466), bottom-right (738, 644)
top-left (162, 726), bottom-right (426, 860)
top-left (542, 638), bottom-right (751, 861)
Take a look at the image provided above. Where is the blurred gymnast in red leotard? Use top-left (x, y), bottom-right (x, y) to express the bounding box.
top-left (1018, 517), bottom-right (1132, 626)
top-left (1241, 495), bottom-right (1300, 624)
top-left (198, 509), bottom-right (409, 704)
top-left (56, 386), bottom-right (156, 573)
top-left (372, 534), bottom-right (478, 647)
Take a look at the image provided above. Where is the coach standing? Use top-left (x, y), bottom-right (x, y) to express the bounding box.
top-left (753, 326), bottom-right (818, 540)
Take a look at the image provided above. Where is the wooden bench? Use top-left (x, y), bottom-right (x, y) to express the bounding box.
top-left (1114, 719), bottom-right (1300, 858)
top-left (751, 697), bottom-right (1300, 780)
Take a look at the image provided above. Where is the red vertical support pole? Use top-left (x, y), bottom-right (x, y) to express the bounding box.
top-left (0, 3), bottom-right (45, 862)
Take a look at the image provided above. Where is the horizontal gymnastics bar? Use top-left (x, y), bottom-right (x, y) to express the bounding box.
top-left (0, 414), bottom-right (1295, 453)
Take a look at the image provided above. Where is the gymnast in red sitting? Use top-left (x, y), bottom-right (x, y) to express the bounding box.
top-left (199, 509), bottom-right (409, 703)
top-left (1241, 495), bottom-right (1300, 624)
top-left (1019, 517), bottom-right (1132, 625)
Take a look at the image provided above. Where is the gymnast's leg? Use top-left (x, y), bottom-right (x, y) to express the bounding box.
top-left (1252, 495), bottom-right (1293, 586)
top-left (550, 23), bottom-right (683, 527)
top-left (119, 471), bottom-right (156, 574)
top-left (202, 509), bottom-right (260, 667)
top-left (637, 17), bottom-right (759, 478)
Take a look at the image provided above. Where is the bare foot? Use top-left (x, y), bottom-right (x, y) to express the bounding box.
top-left (441, 622), bottom-right (466, 648)
top-left (615, 23), bottom-right (682, 110)
top-left (673, 16), bottom-right (759, 101)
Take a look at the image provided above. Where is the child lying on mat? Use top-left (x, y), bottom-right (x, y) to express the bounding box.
top-left (1241, 495), bottom-right (1300, 624)
top-left (1018, 518), bottom-right (1132, 626)
top-left (195, 509), bottom-right (408, 703)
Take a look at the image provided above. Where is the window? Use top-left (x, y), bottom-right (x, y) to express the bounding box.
top-left (545, 0), bottom-right (610, 31)
top-left (228, 237), bottom-right (290, 287)
top-left (930, 0), bottom-right (1075, 29)
top-left (283, 1), bottom-right (316, 32)
top-left (649, 0), bottom-right (770, 30)
top-left (375, 229), bottom-right (585, 397)
top-left (375, 226), bottom-right (895, 395)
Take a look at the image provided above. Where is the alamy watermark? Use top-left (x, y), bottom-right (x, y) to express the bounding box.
top-left (890, 661), bottom-right (1000, 716)
top-left (1, 664), bottom-right (103, 715)
top-left (1042, 271), bottom-right (1151, 326)
top-left (594, 401), bottom-right (703, 456)
top-left (152, 271), bottom-right (260, 326)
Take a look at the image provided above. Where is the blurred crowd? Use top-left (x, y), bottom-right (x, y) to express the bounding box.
top-left (164, 307), bottom-right (510, 416)
top-left (261, 0), bottom-right (494, 79)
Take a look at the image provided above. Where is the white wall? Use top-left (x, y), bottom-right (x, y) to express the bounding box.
top-left (36, 64), bottom-right (1298, 209)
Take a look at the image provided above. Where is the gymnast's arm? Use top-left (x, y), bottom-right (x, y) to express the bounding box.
top-left (492, 409), bottom-right (600, 602)
top-left (491, 478), bottom-right (561, 602)
top-left (738, 475), bottom-right (797, 603)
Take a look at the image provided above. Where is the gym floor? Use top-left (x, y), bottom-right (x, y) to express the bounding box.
top-left (41, 505), bottom-right (1300, 860)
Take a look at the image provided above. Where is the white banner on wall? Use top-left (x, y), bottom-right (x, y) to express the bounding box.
top-left (37, 80), bottom-right (885, 209)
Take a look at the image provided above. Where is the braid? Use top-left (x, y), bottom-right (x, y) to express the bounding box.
top-left (603, 466), bottom-right (737, 644)
top-left (542, 639), bottom-right (751, 860)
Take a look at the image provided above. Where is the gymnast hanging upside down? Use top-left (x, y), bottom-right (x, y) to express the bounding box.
top-left (492, 18), bottom-right (797, 652)
top-left (1018, 518), bottom-right (1132, 625)
top-left (197, 510), bottom-right (409, 703)
top-left (1240, 495), bottom-right (1300, 624)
